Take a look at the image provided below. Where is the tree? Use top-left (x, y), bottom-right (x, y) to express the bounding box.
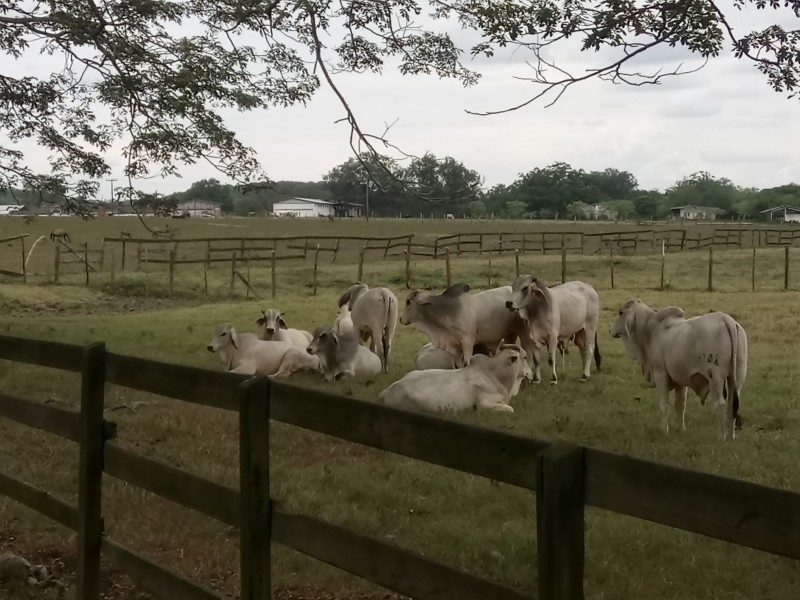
top-left (4, 0), bottom-right (799, 215)
top-left (468, 200), bottom-right (487, 218)
top-left (566, 201), bottom-right (590, 220)
top-left (324, 154), bottom-right (406, 216)
top-left (584, 169), bottom-right (639, 202)
top-left (505, 200), bottom-right (528, 219)
top-left (665, 172), bottom-right (742, 212)
top-left (403, 153), bottom-right (483, 215)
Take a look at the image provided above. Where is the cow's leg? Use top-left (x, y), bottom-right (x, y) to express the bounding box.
top-left (673, 386), bottom-right (687, 431)
top-left (653, 376), bottom-right (671, 434)
top-left (461, 337), bottom-right (475, 366)
top-left (478, 396), bottom-right (515, 412)
top-left (707, 372), bottom-right (728, 440)
top-left (547, 338), bottom-right (559, 384)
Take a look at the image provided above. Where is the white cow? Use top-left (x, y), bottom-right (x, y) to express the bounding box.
top-left (207, 323), bottom-right (319, 377)
top-left (338, 283), bottom-right (398, 372)
top-left (610, 299), bottom-right (747, 440)
top-left (306, 324), bottom-right (382, 381)
top-left (507, 275), bottom-right (601, 383)
top-left (399, 283), bottom-right (534, 369)
top-left (414, 342), bottom-right (493, 370)
top-left (378, 344), bottom-right (532, 414)
top-left (255, 309), bottom-right (312, 347)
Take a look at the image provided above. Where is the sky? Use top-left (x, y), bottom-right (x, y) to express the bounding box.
top-left (3, 4), bottom-right (800, 198)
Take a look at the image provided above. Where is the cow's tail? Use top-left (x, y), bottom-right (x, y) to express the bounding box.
top-left (593, 331), bottom-right (602, 371)
top-left (382, 291), bottom-right (397, 370)
top-left (725, 318), bottom-right (742, 431)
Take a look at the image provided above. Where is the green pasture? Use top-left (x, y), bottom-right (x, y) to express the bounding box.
top-left (1, 221), bottom-right (800, 599)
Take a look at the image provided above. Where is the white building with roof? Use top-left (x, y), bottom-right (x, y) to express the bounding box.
top-left (272, 197), bottom-right (360, 218)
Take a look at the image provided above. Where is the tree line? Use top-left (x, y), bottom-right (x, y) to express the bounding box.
top-left (3, 154), bottom-right (798, 221)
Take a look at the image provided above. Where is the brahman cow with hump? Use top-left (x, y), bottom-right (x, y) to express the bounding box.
top-left (255, 308), bottom-right (312, 347)
top-left (338, 283), bottom-right (398, 372)
top-left (306, 324), bottom-right (382, 381)
top-left (506, 275), bottom-right (601, 384)
top-left (414, 342), bottom-right (492, 370)
top-left (399, 283), bottom-right (534, 369)
top-left (378, 344), bottom-right (532, 414)
top-left (610, 299), bottom-right (747, 440)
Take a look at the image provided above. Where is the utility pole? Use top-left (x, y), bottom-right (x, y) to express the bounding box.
top-left (107, 178), bottom-right (117, 204)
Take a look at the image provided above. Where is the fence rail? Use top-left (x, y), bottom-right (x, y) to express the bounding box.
top-left (2, 333), bottom-right (800, 599)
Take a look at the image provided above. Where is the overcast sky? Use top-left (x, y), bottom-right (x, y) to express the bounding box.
top-left (4, 4), bottom-right (799, 197)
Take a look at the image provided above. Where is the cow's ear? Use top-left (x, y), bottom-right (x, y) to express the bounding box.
top-left (278, 316), bottom-right (288, 329)
top-left (507, 354), bottom-right (519, 365)
top-left (654, 306), bottom-right (684, 323)
top-left (337, 289), bottom-right (351, 308)
top-left (255, 317), bottom-right (265, 327)
top-left (417, 293), bottom-right (432, 305)
top-left (442, 282), bottom-right (470, 298)
top-left (230, 328), bottom-right (239, 350)
top-left (332, 332), bottom-right (340, 347)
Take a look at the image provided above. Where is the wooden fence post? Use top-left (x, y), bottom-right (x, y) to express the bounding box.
top-left (271, 249), bottom-right (277, 299)
top-left (229, 252), bottom-right (237, 298)
top-left (313, 244), bottom-right (320, 295)
top-left (239, 377), bottom-right (271, 600)
top-left (54, 245), bottom-right (60, 284)
top-left (515, 248), bottom-right (520, 278)
top-left (357, 244), bottom-right (366, 282)
top-left (121, 240), bottom-right (127, 271)
top-left (660, 240), bottom-right (666, 290)
top-left (785, 246), bottom-right (790, 290)
top-left (136, 242), bottom-right (142, 271)
top-left (404, 250), bottom-right (412, 289)
top-left (708, 247), bottom-right (714, 292)
top-left (537, 442), bottom-right (585, 600)
top-left (77, 342), bottom-right (107, 600)
top-left (84, 242), bottom-right (90, 286)
top-left (609, 248), bottom-right (614, 290)
top-left (20, 236), bottom-right (26, 284)
top-left (561, 245), bottom-right (567, 284)
top-left (752, 248), bottom-right (756, 292)
top-left (168, 250), bottom-right (175, 296)
top-left (110, 249), bottom-right (116, 284)
top-left (331, 238), bottom-right (340, 264)
top-left (445, 247), bottom-right (452, 287)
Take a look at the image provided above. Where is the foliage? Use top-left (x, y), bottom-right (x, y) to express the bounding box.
top-left (504, 200), bottom-right (528, 219)
top-left (664, 171), bottom-right (743, 213)
top-left (3, 0), bottom-right (799, 216)
top-left (468, 200), bottom-right (487, 217)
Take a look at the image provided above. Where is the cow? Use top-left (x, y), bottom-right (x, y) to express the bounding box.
top-left (255, 309), bottom-right (312, 347)
top-left (338, 283), bottom-right (398, 372)
top-left (399, 283), bottom-right (534, 369)
top-left (506, 275), bottom-right (601, 384)
top-left (414, 342), bottom-right (492, 370)
top-left (306, 325), bottom-right (382, 381)
top-left (377, 344), bottom-right (532, 414)
top-left (610, 299), bottom-right (747, 440)
top-left (49, 229), bottom-right (70, 243)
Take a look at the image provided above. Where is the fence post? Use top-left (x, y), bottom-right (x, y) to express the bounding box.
top-left (785, 246), bottom-right (790, 290)
top-left (110, 249), bottom-right (116, 284)
top-left (77, 342), bottom-right (106, 600)
top-left (445, 247), bottom-right (452, 287)
top-left (168, 250), bottom-right (175, 296)
top-left (239, 377), bottom-right (271, 600)
top-left (357, 244), bottom-right (366, 282)
top-left (404, 249), bottom-right (412, 289)
top-left (515, 248), bottom-right (520, 278)
top-left (20, 236), bottom-right (27, 284)
top-left (708, 247), bottom-right (714, 292)
top-left (561, 245), bottom-right (567, 284)
top-left (84, 242), bottom-right (90, 286)
top-left (660, 240), bottom-right (666, 290)
top-left (271, 249), bottom-right (277, 299)
top-left (54, 245), bottom-right (60, 284)
top-left (752, 247), bottom-right (756, 292)
top-left (609, 248), bottom-right (614, 290)
top-left (121, 240), bottom-right (127, 271)
top-left (537, 442), bottom-right (585, 600)
top-left (313, 244), bottom-right (320, 295)
top-left (229, 252), bottom-right (237, 298)
top-left (136, 242), bottom-right (142, 271)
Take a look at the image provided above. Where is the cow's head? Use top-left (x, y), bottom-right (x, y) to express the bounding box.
top-left (400, 284), bottom-right (469, 326)
top-left (255, 308), bottom-right (287, 339)
top-left (207, 322), bottom-right (238, 353)
top-left (507, 275), bottom-right (547, 313)
top-left (338, 283), bottom-right (369, 310)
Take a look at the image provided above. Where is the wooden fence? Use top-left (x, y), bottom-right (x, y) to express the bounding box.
top-left (0, 233), bottom-right (28, 282)
top-left (2, 334), bottom-right (800, 599)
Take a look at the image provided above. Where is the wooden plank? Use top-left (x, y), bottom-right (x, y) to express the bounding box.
top-left (105, 353), bottom-right (242, 410)
top-left (272, 507), bottom-right (533, 600)
top-left (270, 382), bottom-right (547, 489)
top-left (0, 233), bottom-right (29, 244)
top-left (104, 443), bottom-right (240, 526)
top-left (0, 334), bottom-right (83, 371)
top-left (0, 391), bottom-right (80, 441)
top-left (537, 443), bottom-right (585, 600)
top-left (0, 268), bottom-right (23, 277)
top-left (584, 448), bottom-right (800, 559)
top-left (239, 378), bottom-right (271, 600)
top-left (77, 342), bottom-right (106, 600)
top-left (0, 471), bottom-right (79, 530)
top-left (101, 538), bottom-right (223, 600)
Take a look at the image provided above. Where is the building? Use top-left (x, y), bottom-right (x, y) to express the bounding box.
top-left (669, 206), bottom-right (724, 220)
top-left (760, 205), bottom-right (800, 223)
top-left (177, 199), bottom-right (221, 218)
top-left (272, 197), bottom-right (361, 218)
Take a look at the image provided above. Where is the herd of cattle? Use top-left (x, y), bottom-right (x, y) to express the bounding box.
top-left (207, 276), bottom-right (748, 441)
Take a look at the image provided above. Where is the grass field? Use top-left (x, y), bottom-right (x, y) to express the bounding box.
top-left (1, 218), bottom-right (800, 599)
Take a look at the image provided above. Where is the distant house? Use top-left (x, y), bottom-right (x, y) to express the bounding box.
top-left (760, 205), bottom-right (800, 223)
top-left (669, 206), bottom-right (723, 220)
top-left (177, 199), bottom-right (221, 218)
top-left (272, 197), bottom-right (361, 218)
